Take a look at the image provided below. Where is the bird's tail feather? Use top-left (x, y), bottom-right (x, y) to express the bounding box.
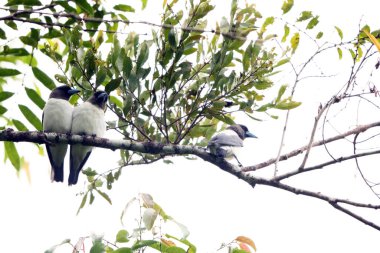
top-left (68, 171), bottom-right (78, 185)
top-left (51, 165), bottom-right (64, 182)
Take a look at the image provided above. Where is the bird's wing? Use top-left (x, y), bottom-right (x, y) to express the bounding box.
top-left (69, 145), bottom-right (92, 185)
top-left (208, 132), bottom-right (243, 147)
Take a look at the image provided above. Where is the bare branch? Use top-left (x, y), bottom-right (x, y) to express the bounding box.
top-left (275, 149), bottom-right (380, 181)
top-left (242, 121), bottom-right (380, 172)
top-left (330, 202), bottom-right (380, 230)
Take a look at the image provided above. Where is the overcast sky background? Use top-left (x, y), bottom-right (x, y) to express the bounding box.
top-left (0, 0), bottom-right (380, 252)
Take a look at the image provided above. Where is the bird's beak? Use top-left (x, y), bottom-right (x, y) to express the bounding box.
top-left (68, 89), bottom-right (80, 95)
top-left (246, 132), bottom-right (257, 138)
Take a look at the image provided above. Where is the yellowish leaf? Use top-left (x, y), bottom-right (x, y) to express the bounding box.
top-left (363, 30), bottom-right (380, 53)
top-left (21, 158), bottom-right (31, 183)
top-left (163, 0), bottom-right (167, 7)
top-left (161, 238), bottom-right (176, 246)
top-left (236, 236), bottom-right (257, 251)
top-left (38, 145), bottom-right (44, 156)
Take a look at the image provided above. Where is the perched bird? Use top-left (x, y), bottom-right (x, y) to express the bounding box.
top-left (69, 91), bottom-right (108, 185)
top-left (42, 85), bottom-right (80, 182)
top-left (207, 124), bottom-right (257, 166)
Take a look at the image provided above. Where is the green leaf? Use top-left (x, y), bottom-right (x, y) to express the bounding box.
top-left (0, 91), bottom-right (14, 102)
top-left (110, 95), bottom-right (123, 109)
top-left (168, 28), bottom-right (177, 49)
top-left (275, 58), bottom-right (290, 68)
top-left (113, 248), bottom-right (132, 253)
top-left (357, 46), bottom-right (363, 61)
top-left (231, 249), bottom-right (250, 253)
top-left (260, 16), bottom-right (274, 34)
top-left (131, 240), bottom-right (157, 250)
top-left (316, 31), bottom-right (323, 39)
top-left (164, 247), bottom-right (186, 253)
top-left (82, 168), bottom-right (97, 177)
top-left (116, 229), bottom-right (129, 243)
top-left (55, 74), bottom-right (68, 85)
top-left (5, 20), bottom-right (17, 30)
top-left (141, 0), bottom-right (147, 9)
top-left (335, 26), bottom-right (343, 40)
top-left (243, 43), bottom-right (252, 72)
top-left (337, 47), bottom-right (343, 60)
top-left (290, 32), bottom-right (300, 54)
top-left (0, 105), bottom-right (7, 115)
top-left (89, 238), bottom-right (105, 253)
top-left (96, 66), bottom-right (107, 86)
top-left (12, 119), bottom-right (28, 131)
top-left (123, 56), bottom-right (132, 78)
top-left (114, 4), bottom-right (135, 12)
top-left (306, 16), bottom-right (319, 29)
top-left (281, 25), bottom-right (290, 42)
top-left (84, 49), bottom-right (96, 78)
top-left (276, 99), bottom-right (301, 110)
top-left (0, 68), bottom-right (21, 77)
top-left (6, 0), bottom-right (42, 6)
top-left (73, 0), bottom-right (94, 15)
top-left (32, 67), bottom-right (56, 90)
top-left (20, 36), bottom-right (38, 47)
top-left (276, 85), bottom-right (287, 103)
top-left (214, 114), bottom-right (235, 125)
top-left (297, 11), bottom-right (313, 22)
top-left (18, 104), bottom-right (42, 130)
top-left (0, 28), bottom-right (6, 40)
top-left (4, 141), bottom-right (20, 171)
top-left (281, 0), bottom-right (293, 14)
top-left (25, 87), bottom-right (45, 110)
top-left (76, 192), bottom-right (88, 215)
top-left (105, 77), bottom-right (122, 94)
top-left (95, 189), bottom-right (112, 205)
top-left (136, 42), bottom-right (149, 69)
top-left (1, 47), bottom-right (29, 56)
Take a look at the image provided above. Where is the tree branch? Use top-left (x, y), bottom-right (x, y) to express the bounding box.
top-left (0, 7), bottom-right (247, 39)
top-left (1, 128), bottom-right (380, 231)
top-left (0, 128), bottom-right (238, 173)
top-left (275, 149), bottom-right (380, 181)
top-left (242, 121), bottom-right (380, 172)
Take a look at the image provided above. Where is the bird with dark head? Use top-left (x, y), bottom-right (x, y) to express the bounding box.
top-left (88, 90), bottom-right (108, 111)
top-left (207, 124), bottom-right (257, 167)
top-left (69, 90), bottom-right (108, 185)
top-left (42, 85), bottom-right (80, 182)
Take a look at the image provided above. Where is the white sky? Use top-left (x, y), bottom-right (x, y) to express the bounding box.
top-left (0, 0), bottom-right (380, 252)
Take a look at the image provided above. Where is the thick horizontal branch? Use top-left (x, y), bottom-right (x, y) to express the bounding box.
top-left (242, 121), bottom-right (380, 172)
top-left (1, 129), bottom-right (380, 231)
top-left (0, 129), bottom-right (238, 173)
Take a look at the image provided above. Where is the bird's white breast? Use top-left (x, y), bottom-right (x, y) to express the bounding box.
top-left (43, 98), bottom-right (73, 133)
top-left (71, 101), bottom-right (106, 137)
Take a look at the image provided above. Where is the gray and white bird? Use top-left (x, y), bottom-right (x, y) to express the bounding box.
top-left (42, 85), bottom-right (80, 182)
top-left (69, 91), bottom-right (108, 185)
top-left (207, 124), bottom-right (257, 166)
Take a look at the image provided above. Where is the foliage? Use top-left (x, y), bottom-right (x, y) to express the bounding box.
top-left (1, 0), bottom-right (380, 250)
top-left (46, 193), bottom-right (257, 253)
top-left (0, 0), bottom-right (303, 177)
